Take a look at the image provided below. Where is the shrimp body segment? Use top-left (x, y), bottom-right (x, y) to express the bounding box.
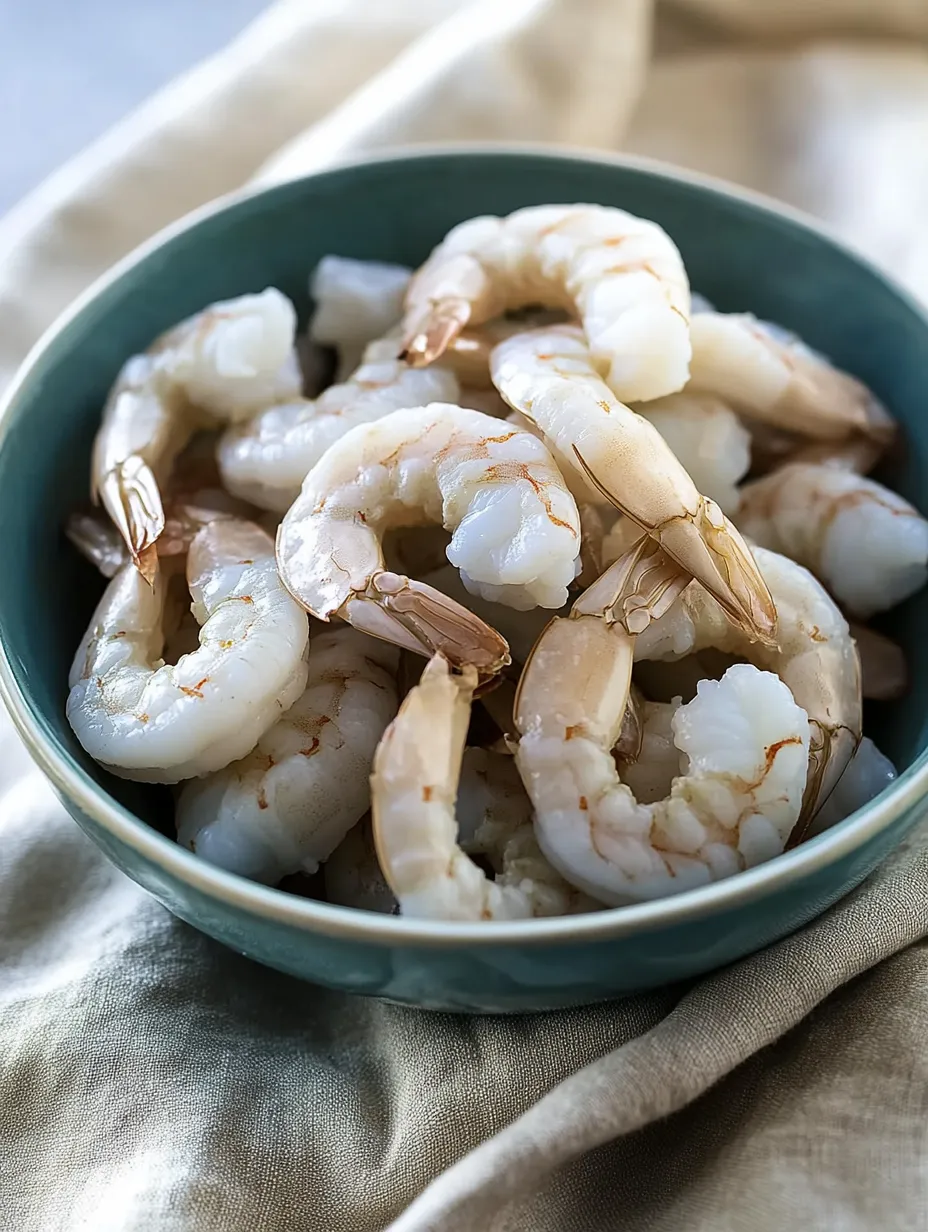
top-left (634, 545), bottom-right (861, 825)
top-left (176, 627), bottom-right (399, 883)
top-left (402, 204), bottom-right (691, 403)
top-left (514, 545), bottom-right (810, 906)
top-left (276, 403), bottom-right (582, 673)
top-left (309, 255), bottom-right (411, 371)
top-left (491, 325), bottom-right (776, 643)
top-left (635, 391), bottom-right (750, 516)
top-left (67, 521), bottom-right (309, 783)
top-left (92, 290), bottom-right (300, 574)
top-left (688, 312), bottom-right (895, 444)
top-left (371, 655), bottom-right (597, 920)
top-left (737, 462), bottom-right (928, 618)
top-left (217, 335), bottom-right (459, 512)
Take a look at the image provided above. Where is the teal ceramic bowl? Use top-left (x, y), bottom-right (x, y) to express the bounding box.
top-left (2, 148), bottom-right (927, 1013)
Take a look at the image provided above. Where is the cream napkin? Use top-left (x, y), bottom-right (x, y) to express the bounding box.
top-left (2, 3), bottom-right (928, 1230)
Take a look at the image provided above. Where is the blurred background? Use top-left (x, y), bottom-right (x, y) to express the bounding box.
top-left (1, 0), bottom-right (270, 211)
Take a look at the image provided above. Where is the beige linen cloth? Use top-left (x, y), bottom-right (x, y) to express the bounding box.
top-left (3, 2), bottom-right (928, 1229)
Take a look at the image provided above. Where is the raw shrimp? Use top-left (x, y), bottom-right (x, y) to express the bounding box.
top-left (176, 626), bottom-right (399, 883)
top-left (401, 204), bottom-right (691, 403)
top-left (514, 539), bottom-right (810, 905)
top-left (92, 290), bottom-right (300, 576)
top-left (849, 622), bottom-right (907, 701)
top-left (634, 391), bottom-right (751, 516)
top-left (67, 521), bottom-right (309, 783)
top-left (737, 462), bottom-right (928, 618)
top-left (371, 655), bottom-right (598, 919)
top-left (68, 470), bottom-right (259, 577)
top-left (634, 544), bottom-right (861, 825)
top-left (440, 310), bottom-right (571, 391)
top-left (216, 334), bottom-right (459, 512)
top-left (491, 325), bottom-right (776, 642)
top-left (276, 403), bottom-right (582, 673)
top-left (309, 255), bottom-right (411, 378)
top-left (807, 738), bottom-right (897, 837)
top-left (688, 312), bottom-right (895, 445)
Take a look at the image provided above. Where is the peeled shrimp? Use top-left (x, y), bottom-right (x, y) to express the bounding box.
top-left (737, 462), bottom-right (928, 618)
top-left (634, 544), bottom-right (861, 825)
top-left (514, 538), bottom-right (810, 905)
top-left (92, 290), bottom-right (300, 576)
top-left (401, 204), bottom-right (691, 403)
top-left (309, 255), bottom-right (411, 379)
top-left (176, 626), bottom-right (398, 883)
top-left (217, 334), bottom-right (459, 512)
top-left (634, 391), bottom-right (751, 516)
top-left (808, 738), bottom-right (897, 837)
top-left (371, 655), bottom-right (598, 920)
top-left (688, 312), bottom-right (895, 445)
top-left (276, 403), bottom-right (582, 673)
top-left (491, 325), bottom-right (775, 643)
top-left (67, 521), bottom-right (309, 782)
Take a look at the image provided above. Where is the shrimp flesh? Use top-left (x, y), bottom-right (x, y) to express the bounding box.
top-left (807, 738), bottom-right (897, 837)
top-left (849, 622), bottom-right (907, 701)
top-left (514, 539), bottom-right (810, 905)
top-left (491, 325), bottom-right (776, 643)
top-left (176, 626), bottom-right (398, 883)
top-left (217, 334), bottom-right (459, 512)
top-left (309, 255), bottom-right (411, 379)
top-left (634, 544), bottom-right (861, 825)
top-left (401, 204), bottom-right (691, 403)
top-left (634, 391), bottom-right (751, 516)
top-left (276, 403), bottom-right (582, 673)
top-left (67, 521), bottom-right (309, 782)
top-left (688, 312), bottom-right (896, 445)
top-left (371, 655), bottom-right (599, 919)
top-left (736, 462), bottom-right (928, 617)
top-left (92, 290), bottom-right (300, 576)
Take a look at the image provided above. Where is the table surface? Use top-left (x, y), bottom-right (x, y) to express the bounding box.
top-left (0, 0), bottom-right (271, 214)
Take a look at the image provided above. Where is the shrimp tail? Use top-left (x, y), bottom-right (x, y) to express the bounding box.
top-left (572, 532), bottom-right (691, 633)
top-left (655, 503), bottom-right (778, 647)
top-left (344, 571), bottom-right (510, 680)
top-left (399, 298), bottom-right (473, 367)
top-left (789, 721), bottom-right (861, 846)
top-left (571, 446), bottom-right (776, 645)
top-left (96, 457), bottom-right (165, 586)
top-left (372, 654), bottom-right (475, 900)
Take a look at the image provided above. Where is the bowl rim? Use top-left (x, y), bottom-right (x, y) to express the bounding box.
top-left (2, 141), bottom-right (927, 948)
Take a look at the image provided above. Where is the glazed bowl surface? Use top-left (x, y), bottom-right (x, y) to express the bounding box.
top-left (2, 147), bottom-right (926, 1013)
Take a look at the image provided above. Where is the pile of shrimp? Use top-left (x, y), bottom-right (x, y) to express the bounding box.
top-left (65, 205), bottom-right (922, 922)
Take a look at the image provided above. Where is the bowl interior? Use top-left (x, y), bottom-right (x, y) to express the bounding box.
top-left (2, 149), bottom-right (928, 849)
